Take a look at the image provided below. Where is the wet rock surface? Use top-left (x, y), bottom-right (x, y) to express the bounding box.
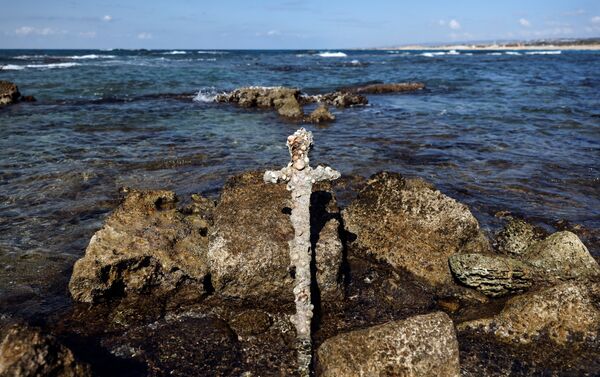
top-left (305, 104), bottom-right (335, 123)
top-left (68, 189), bottom-right (211, 303)
top-left (311, 91), bottom-right (368, 108)
top-left (457, 281), bottom-right (600, 346)
top-left (449, 254), bottom-right (533, 297)
top-left (0, 324), bottom-right (91, 377)
top-left (341, 82), bottom-right (425, 94)
top-left (343, 171), bottom-right (490, 288)
top-left (493, 218), bottom-right (545, 257)
top-left (316, 312), bottom-right (460, 377)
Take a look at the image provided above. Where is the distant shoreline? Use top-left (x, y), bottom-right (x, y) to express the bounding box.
top-left (382, 44), bottom-right (600, 51)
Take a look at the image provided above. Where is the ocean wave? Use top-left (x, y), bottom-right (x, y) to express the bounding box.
top-left (421, 50), bottom-right (461, 57)
top-left (318, 52), bottom-right (347, 57)
top-left (164, 50), bottom-right (187, 55)
top-left (14, 55), bottom-right (48, 60)
top-left (26, 62), bottom-right (81, 69)
top-left (1, 64), bottom-right (25, 70)
top-left (67, 54), bottom-right (116, 59)
top-left (487, 52), bottom-right (503, 56)
top-left (197, 51), bottom-right (225, 55)
top-left (505, 51), bottom-right (521, 55)
top-left (525, 50), bottom-right (561, 55)
top-left (193, 88), bottom-right (218, 103)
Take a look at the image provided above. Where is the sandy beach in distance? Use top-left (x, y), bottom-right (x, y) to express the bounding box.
top-left (385, 43), bottom-right (600, 51)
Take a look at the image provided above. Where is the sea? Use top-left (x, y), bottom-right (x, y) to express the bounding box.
top-left (0, 49), bottom-right (599, 317)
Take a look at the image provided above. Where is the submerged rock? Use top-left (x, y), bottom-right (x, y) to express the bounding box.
top-left (525, 231), bottom-right (600, 281)
top-left (305, 104), bottom-right (335, 123)
top-left (0, 81), bottom-right (20, 106)
top-left (0, 324), bottom-right (91, 377)
top-left (449, 254), bottom-right (533, 297)
top-left (208, 172), bottom-right (343, 303)
top-left (343, 82), bottom-right (425, 94)
top-left (69, 189), bottom-right (211, 303)
top-left (493, 218), bottom-right (544, 257)
top-left (343, 172), bottom-right (490, 287)
top-left (458, 282), bottom-right (600, 346)
top-left (316, 312), bottom-right (460, 377)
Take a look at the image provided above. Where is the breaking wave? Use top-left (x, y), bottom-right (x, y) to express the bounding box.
top-left (318, 52), bottom-right (348, 57)
top-left (193, 88), bottom-right (218, 103)
top-left (164, 50), bottom-right (187, 55)
top-left (525, 50), bottom-right (562, 55)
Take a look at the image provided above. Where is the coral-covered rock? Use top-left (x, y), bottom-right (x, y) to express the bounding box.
top-left (449, 253), bottom-right (533, 297)
top-left (208, 172), bottom-right (343, 303)
top-left (343, 172), bottom-right (490, 287)
top-left (525, 231), bottom-right (600, 281)
top-left (494, 218), bottom-right (544, 257)
top-left (458, 282), bottom-right (600, 346)
top-left (316, 312), bottom-right (460, 377)
top-left (69, 189), bottom-right (211, 303)
top-left (0, 324), bottom-right (91, 377)
top-left (0, 81), bottom-right (20, 106)
top-left (306, 104), bottom-right (335, 123)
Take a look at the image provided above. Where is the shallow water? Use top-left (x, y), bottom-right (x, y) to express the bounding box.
top-left (0, 49), bottom-right (599, 316)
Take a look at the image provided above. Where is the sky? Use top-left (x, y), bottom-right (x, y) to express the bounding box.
top-left (1, 0), bottom-right (600, 49)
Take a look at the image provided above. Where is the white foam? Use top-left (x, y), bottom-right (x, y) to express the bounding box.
top-left (26, 62), bottom-right (81, 69)
top-left (193, 88), bottom-right (218, 103)
top-left (14, 55), bottom-right (47, 59)
top-left (525, 50), bottom-right (561, 55)
top-left (487, 52), bottom-right (503, 56)
top-left (421, 52), bottom-right (445, 57)
top-left (68, 54), bottom-right (116, 59)
top-left (447, 50), bottom-right (460, 55)
top-left (318, 52), bottom-right (347, 57)
top-left (350, 59), bottom-right (361, 65)
top-left (164, 50), bottom-right (187, 55)
top-left (1, 64), bottom-right (25, 70)
top-left (505, 51), bottom-right (521, 55)
top-left (197, 50), bottom-right (224, 55)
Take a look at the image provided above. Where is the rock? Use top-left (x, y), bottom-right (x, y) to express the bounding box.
top-left (215, 86), bottom-right (301, 109)
top-left (0, 324), bottom-right (91, 377)
top-left (306, 104), bottom-right (335, 123)
top-left (229, 309), bottom-right (272, 336)
top-left (343, 82), bottom-right (425, 94)
top-left (448, 254), bottom-right (533, 297)
top-left (526, 231), bottom-right (600, 281)
top-left (208, 172), bottom-right (343, 303)
top-left (20, 95), bottom-right (36, 102)
top-left (458, 282), bottom-right (600, 346)
top-left (343, 172), bottom-right (490, 287)
top-left (0, 81), bottom-right (20, 106)
top-left (276, 96), bottom-right (303, 119)
top-left (316, 91), bottom-right (368, 108)
top-left (493, 218), bottom-right (544, 257)
top-left (316, 312), bottom-right (460, 377)
top-left (69, 189), bottom-right (210, 303)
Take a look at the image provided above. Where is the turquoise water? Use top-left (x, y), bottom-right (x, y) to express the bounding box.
top-left (0, 49), bottom-right (599, 306)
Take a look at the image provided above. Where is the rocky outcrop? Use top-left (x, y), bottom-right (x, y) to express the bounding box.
top-left (69, 189), bottom-right (211, 303)
top-left (458, 282), bottom-right (600, 346)
top-left (208, 172), bottom-right (343, 303)
top-left (0, 81), bottom-right (21, 106)
top-left (276, 96), bottom-right (303, 119)
top-left (448, 254), bottom-right (533, 297)
top-left (0, 324), bottom-right (91, 377)
top-left (342, 82), bottom-right (425, 94)
top-left (312, 91), bottom-right (368, 108)
top-left (305, 104), bottom-right (335, 123)
top-left (215, 86), bottom-right (304, 119)
top-left (493, 218), bottom-right (544, 257)
top-left (316, 312), bottom-right (460, 377)
top-left (525, 231), bottom-right (600, 281)
top-left (343, 172), bottom-right (490, 287)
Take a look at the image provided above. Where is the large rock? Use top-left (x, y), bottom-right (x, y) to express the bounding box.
top-left (208, 172), bottom-right (343, 303)
top-left (449, 254), bottom-right (533, 297)
top-left (343, 172), bottom-right (490, 287)
top-left (316, 312), bottom-right (460, 377)
top-left (0, 324), bottom-right (91, 377)
top-left (0, 81), bottom-right (20, 106)
top-left (343, 82), bottom-right (425, 94)
top-left (315, 91), bottom-right (368, 108)
top-left (69, 189), bottom-right (211, 303)
top-left (493, 218), bottom-right (544, 257)
top-left (276, 96), bottom-right (303, 119)
top-left (525, 231), bottom-right (600, 281)
top-left (458, 282), bottom-right (600, 346)
top-left (215, 86), bottom-right (301, 109)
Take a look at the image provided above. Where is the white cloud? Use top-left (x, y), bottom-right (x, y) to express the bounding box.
top-left (592, 16), bottom-right (600, 24)
top-left (15, 26), bottom-right (63, 36)
top-left (102, 15), bottom-right (112, 22)
top-left (137, 32), bottom-right (152, 39)
top-left (519, 18), bottom-right (531, 27)
top-left (449, 19), bottom-right (461, 30)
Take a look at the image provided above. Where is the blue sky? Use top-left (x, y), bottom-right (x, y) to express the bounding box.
top-left (1, 0), bottom-right (599, 49)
